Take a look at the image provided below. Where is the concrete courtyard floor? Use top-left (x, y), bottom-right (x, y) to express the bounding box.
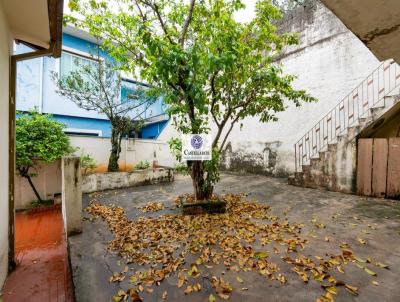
top-left (69, 173), bottom-right (400, 302)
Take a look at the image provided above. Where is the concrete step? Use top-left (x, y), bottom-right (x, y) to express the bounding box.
top-left (310, 157), bottom-right (321, 166)
top-left (288, 172), bottom-right (304, 186)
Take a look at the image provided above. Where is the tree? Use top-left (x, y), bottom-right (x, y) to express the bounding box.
top-left (16, 111), bottom-right (73, 202)
top-left (68, 0), bottom-right (316, 200)
top-left (53, 58), bottom-right (153, 172)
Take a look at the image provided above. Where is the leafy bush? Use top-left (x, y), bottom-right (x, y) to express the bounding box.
top-left (80, 153), bottom-right (97, 175)
top-left (174, 162), bottom-right (189, 175)
top-left (16, 110), bottom-right (73, 202)
top-left (30, 199), bottom-right (54, 208)
top-left (135, 160), bottom-right (150, 170)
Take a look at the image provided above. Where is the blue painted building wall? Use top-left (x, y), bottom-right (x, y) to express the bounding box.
top-left (16, 31), bottom-right (168, 139)
top-left (140, 120), bottom-right (169, 139)
top-left (52, 114), bottom-right (112, 137)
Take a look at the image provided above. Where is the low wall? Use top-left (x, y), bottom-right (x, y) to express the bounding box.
top-left (14, 138), bottom-right (177, 209)
top-left (69, 136), bottom-right (177, 172)
top-left (82, 168), bottom-right (174, 193)
top-left (15, 160), bottom-right (62, 210)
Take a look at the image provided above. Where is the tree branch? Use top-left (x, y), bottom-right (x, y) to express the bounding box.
top-left (138, 0), bottom-right (175, 44)
top-left (219, 115), bottom-right (240, 153)
top-left (179, 0), bottom-right (196, 46)
top-left (153, 3), bottom-right (175, 44)
top-left (210, 71), bottom-right (220, 127)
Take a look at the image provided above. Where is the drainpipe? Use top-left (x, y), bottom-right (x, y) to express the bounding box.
top-left (8, 48), bottom-right (55, 272)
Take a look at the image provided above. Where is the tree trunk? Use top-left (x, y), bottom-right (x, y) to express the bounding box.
top-left (190, 161), bottom-right (213, 200)
top-left (108, 128), bottom-right (120, 172)
top-left (25, 174), bottom-right (43, 202)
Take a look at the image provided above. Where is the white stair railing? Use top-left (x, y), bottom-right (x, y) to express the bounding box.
top-left (295, 60), bottom-right (400, 172)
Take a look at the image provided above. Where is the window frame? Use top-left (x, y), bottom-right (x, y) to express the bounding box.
top-left (64, 127), bottom-right (103, 137)
top-left (56, 47), bottom-right (102, 77)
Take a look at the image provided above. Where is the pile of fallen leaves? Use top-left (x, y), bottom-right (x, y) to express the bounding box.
top-left (86, 194), bottom-right (389, 302)
top-left (174, 193), bottom-right (221, 206)
top-left (141, 202), bottom-right (164, 213)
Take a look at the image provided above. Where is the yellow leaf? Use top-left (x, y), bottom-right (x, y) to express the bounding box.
top-left (236, 276), bottom-right (243, 283)
top-left (375, 262), bottom-right (389, 269)
top-left (184, 285), bottom-right (193, 295)
top-left (337, 266), bottom-right (344, 273)
top-left (112, 296), bottom-right (122, 302)
top-left (193, 283), bottom-right (201, 291)
top-left (364, 268), bottom-right (377, 276)
top-left (254, 251), bottom-right (269, 259)
top-left (326, 286), bottom-right (337, 295)
top-left (355, 257), bottom-right (366, 263)
top-left (130, 276), bottom-right (138, 284)
top-left (345, 284), bottom-right (359, 296)
top-left (357, 238), bottom-right (366, 244)
top-left (209, 294), bottom-right (216, 302)
top-left (372, 281), bottom-right (379, 286)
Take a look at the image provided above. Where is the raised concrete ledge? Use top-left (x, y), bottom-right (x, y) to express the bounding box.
top-left (82, 168), bottom-right (174, 193)
top-left (62, 157), bottom-right (82, 236)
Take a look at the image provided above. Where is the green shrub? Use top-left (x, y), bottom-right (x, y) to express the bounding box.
top-left (80, 153), bottom-right (97, 175)
top-left (135, 160), bottom-right (150, 170)
top-left (174, 162), bottom-right (189, 175)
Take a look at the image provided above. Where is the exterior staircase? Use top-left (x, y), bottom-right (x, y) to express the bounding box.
top-left (289, 59), bottom-right (400, 193)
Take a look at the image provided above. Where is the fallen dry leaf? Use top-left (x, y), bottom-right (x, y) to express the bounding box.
top-left (87, 194), bottom-right (376, 301)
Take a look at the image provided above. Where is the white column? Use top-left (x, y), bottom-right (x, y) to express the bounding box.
top-left (61, 157), bottom-right (82, 236)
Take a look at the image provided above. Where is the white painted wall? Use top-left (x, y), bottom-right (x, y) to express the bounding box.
top-left (70, 136), bottom-right (177, 171)
top-left (14, 137), bottom-right (177, 209)
top-left (14, 160), bottom-right (62, 210)
top-left (224, 2), bottom-right (380, 176)
top-left (0, 2), bottom-right (10, 289)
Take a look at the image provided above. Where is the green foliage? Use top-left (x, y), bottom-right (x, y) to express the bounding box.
top-left (68, 0), bottom-right (317, 198)
top-left (168, 138), bottom-right (183, 162)
top-left (80, 153), bottom-right (97, 175)
top-left (135, 160), bottom-right (151, 170)
top-left (30, 199), bottom-right (54, 209)
top-left (174, 162), bottom-right (189, 175)
top-left (16, 111), bottom-right (73, 171)
top-left (16, 110), bottom-right (73, 201)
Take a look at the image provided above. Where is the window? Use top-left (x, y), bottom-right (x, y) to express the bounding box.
top-left (63, 128), bottom-right (102, 137)
top-left (60, 51), bottom-right (98, 81)
top-left (121, 80), bottom-right (148, 104)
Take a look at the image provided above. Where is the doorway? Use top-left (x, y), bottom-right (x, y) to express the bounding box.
top-left (357, 138), bottom-right (400, 199)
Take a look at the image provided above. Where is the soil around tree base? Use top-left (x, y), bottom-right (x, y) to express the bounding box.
top-left (182, 200), bottom-right (227, 214)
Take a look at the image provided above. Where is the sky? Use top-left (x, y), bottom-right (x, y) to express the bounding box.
top-left (64, 0), bottom-right (259, 23)
top-left (234, 0), bottom-right (257, 23)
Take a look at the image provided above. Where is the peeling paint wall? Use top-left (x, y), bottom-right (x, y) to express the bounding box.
top-left (219, 0), bottom-right (379, 177)
top-left (321, 0), bottom-right (400, 63)
top-left (82, 169), bottom-right (174, 193)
